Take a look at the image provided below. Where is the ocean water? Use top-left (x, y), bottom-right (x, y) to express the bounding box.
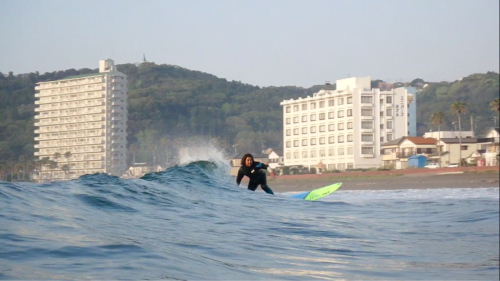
top-left (0, 160), bottom-right (498, 280)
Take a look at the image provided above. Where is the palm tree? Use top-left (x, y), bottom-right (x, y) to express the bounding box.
top-left (450, 102), bottom-right (467, 167)
top-left (431, 112), bottom-right (446, 167)
top-left (61, 164), bottom-right (70, 178)
top-left (64, 151), bottom-right (72, 180)
top-left (491, 98), bottom-right (500, 127)
top-left (53, 152), bottom-right (61, 180)
top-left (48, 160), bottom-right (58, 181)
top-left (40, 157), bottom-right (50, 182)
top-left (19, 155), bottom-right (27, 181)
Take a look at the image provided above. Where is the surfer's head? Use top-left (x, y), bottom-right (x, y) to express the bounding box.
top-left (241, 153), bottom-right (254, 167)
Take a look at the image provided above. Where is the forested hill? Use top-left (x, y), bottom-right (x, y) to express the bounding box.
top-left (0, 62), bottom-right (498, 166)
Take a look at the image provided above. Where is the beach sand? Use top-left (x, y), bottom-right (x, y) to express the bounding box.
top-left (264, 171), bottom-right (499, 192)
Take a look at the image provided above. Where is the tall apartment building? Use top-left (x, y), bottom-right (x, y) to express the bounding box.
top-left (34, 59), bottom-right (128, 181)
top-left (280, 76), bottom-right (416, 171)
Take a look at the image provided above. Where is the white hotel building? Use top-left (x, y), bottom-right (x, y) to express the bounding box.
top-left (280, 76), bottom-right (416, 171)
top-left (34, 59), bottom-right (128, 181)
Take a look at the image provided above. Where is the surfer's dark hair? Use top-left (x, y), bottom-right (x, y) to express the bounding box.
top-left (241, 154), bottom-right (254, 165)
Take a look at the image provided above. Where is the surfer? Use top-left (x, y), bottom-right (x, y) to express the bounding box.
top-left (236, 153), bottom-right (275, 195)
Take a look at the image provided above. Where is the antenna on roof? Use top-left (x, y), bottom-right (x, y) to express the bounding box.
top-left (143, 54), bottom-right (146, 62)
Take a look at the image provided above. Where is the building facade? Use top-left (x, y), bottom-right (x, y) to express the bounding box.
top-left (280, 76), bottom-right (416, 171)
top-left (34, 59), bottom-right (128, 181)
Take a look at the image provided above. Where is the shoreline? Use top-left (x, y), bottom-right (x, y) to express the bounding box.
top-left (259, 166), bottom-right (500, 192)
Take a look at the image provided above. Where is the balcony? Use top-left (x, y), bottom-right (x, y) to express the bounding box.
top-left (382, 152), bottom-right (398, 161)
top-left (361, 153), bottom-right (374, 158)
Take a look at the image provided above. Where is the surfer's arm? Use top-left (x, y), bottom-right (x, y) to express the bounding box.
top-left (256, 162), bottom-right (274, 176)
top-left (236, 169), bottom-right (244, 185)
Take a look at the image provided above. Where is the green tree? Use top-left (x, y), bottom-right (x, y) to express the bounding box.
top-left (431, 112), bottom-right (446, 167)
top-left (450, 102), bottom-right (467, 166)
top-left (490, 98), bottom-right (500, 113)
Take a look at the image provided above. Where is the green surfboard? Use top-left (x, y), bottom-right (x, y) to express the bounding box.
top-left (289, 182), bottom-right (342, 201)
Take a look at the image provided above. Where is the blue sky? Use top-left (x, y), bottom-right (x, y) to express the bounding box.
top-left (1, 0), bottom-right (498, 87)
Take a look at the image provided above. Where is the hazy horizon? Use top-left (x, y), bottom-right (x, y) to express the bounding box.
top-left (1, 0), bottom-right (498, 88)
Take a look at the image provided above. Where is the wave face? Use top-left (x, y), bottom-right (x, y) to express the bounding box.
top-left (0, 159), bottom-right (499, 280)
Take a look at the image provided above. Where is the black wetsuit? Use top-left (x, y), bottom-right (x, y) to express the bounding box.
top-left (236, 162), bottom-right (274, 194)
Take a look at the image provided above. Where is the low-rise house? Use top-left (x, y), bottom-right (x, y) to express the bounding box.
top-left (381, 137), bottom-right (438, 169)
top-left (268, 149), bottom-right (284, 170)
top-left (437, 138), bottom-right (478, 166)
top-left (477, 128), bottom-right (499, 166)
top-left (122, 163), bottom-right (163, 179)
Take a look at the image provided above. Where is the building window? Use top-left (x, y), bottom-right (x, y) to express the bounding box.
top-left (293, 117), bottom-right (299, 123)
top-left (362, 147), bottom-right (373, 155)
top-left (461, 145), bottom-right (468, 150)
top-left (319, 125), bottom-right (325, 132)
top-left (361, 121), bottom-right (373, 129)
top-left (347, 134), bottom-right (353, 142)
top-left (361, 108), bottom-right (372, 116)
top-left (319, 149), bottom-right (326, 157)
top-left (386, 108), bottom-right (393, 116)
top-left (380, 98), bottom-right (384, 104)
top-left (319, 113), bottom-right (325, 120)
top-left (338, 123), bottom-right (344, 130)
top-left (302, 127), bottom-right (307, 134)
top-left (293, 128), bottom-right (299, 135)
top-left (328, 124), bottom-right (335, 131)
top-left (338, 148), bottom-right (345, 155)
top-left (338, 110), bottom-right (344, 118)
top-left (387, 121), bottom-right (393, 129)
top-left (286, 118), bottom-right (291, 124)
top-left (338, 98), bottom-right (344, 105)
top-left (386, 96), bottom-right (392, 103)
top-left (328, 112), bottom-right (335, 119)
top-left (361, 96), bottom-right (373, 103)
top-left (328, 149), bottom-right (335, 156)
top-left (380, 137), bottom-right (384, 142)
top-left (302, 115), bottom-right (307, 122)
top-left (387, 134), bottom-right (393, 141)
top-left (302, 151), bottom-right (308, 158)
top-left (286, 129), bottom-right (291, 136)
top-left (380, 124), bottom-right (384, 129)
top-left (347, 147), bottom-right (353, 155)
top-left (310, 102), bottom-right (316, 109)
top-left (310, 114), bottom-right (316, 121)
top-left (319, 101), bottom-right (325, 108)
top-left (286, 106), bottom-right (291, 113)
top-left (311, 150), bottom-right (317, 157)
top-left (380, 111), bottom-right (384, 117)
top-left (319, 137), bottom-right (325, 144)
top-left (294, 140), bottom-right (299, 147)
top-left (347, 97), bottom-right (353, 104)
top-left (328, 99), bottom-right (335, 106)
top-left (347, 122), bottom-right (353, 129)
top-left (328, 136), bottom-right (335, 143)
top-left (338, 135), bottom-right (344, 143)
top-left (347, 109), bottom-right (352, 117)
top-left (286, 141), bottom-right (291, 148)
top-left (293, 105), bottom-right (299, 112)
top-left (302, 103), bottom-right (307, 110)
top-left (310, 126), bottom-right (316, 133)
top-left (302, 139), bottom-right (308, 146)
top-left (310, 138), bottom-right (317, 145)
top-left (293, 152), bottom-right (299, 159)
top-left (362, 134), bottom-right (373, 141)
